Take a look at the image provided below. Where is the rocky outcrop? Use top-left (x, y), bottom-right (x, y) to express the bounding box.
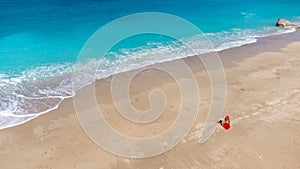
top-left (276, 18), bottom-right (300, 29)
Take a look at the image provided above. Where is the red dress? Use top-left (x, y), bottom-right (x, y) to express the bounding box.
top-left (222, 123), bottom-right (230, 130)
top-left (222, 115), bottom-right (230, 130)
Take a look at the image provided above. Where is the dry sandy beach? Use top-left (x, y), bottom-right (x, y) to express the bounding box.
top-left (0, 32), bottom-right (300, 169)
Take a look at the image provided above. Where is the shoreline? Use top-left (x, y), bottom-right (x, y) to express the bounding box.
top-left (219, 30), bottom-right (300, 66)
top-left (1, 30), bottom-right (300, 131)
top-left (0, 31), bottom-right (300, 168)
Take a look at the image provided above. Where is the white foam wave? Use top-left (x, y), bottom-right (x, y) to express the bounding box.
top-left (215, 38), bottom-right (257, 51)
top-left (0, 62), bottom-right (76, 129)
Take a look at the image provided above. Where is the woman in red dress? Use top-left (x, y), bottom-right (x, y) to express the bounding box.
top-left (218, 115), bottom-right (230, 130)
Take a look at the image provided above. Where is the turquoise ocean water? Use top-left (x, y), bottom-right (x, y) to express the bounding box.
top-left (0, 0), bottom-right (300, 129)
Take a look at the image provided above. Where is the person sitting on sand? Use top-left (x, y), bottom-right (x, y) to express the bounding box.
top-left (218, 115), bottom-right (230, 130)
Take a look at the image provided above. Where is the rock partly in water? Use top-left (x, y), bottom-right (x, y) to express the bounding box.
top-left (276, 18), bottom-right (300, 29)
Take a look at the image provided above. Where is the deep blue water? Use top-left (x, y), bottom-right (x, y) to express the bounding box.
top-left (0, 0), bottom-right (300, 129)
